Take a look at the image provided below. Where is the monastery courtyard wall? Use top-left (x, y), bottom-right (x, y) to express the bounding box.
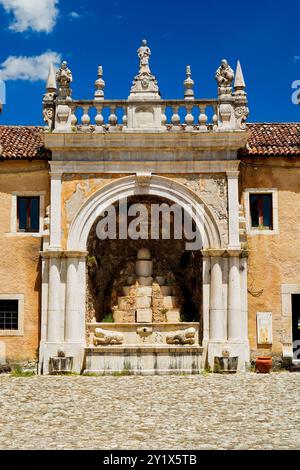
top-left (241, 157), bottom-right (300, 360)
top-left (0, 160), bottom-right (49, 362)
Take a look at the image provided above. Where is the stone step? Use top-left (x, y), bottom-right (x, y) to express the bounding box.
top-left (136, 296), bottom-right (152, 309)
top-left (166, 310), bottom-right (181, 323)
top-left (136, 286), bottom-right (152, 297)
top-left (113, 310), bottom-right (126, 323)
top-left (136, 308), bottom-right (152, 323)
top-left (163, 296), bottom-right (177, 309)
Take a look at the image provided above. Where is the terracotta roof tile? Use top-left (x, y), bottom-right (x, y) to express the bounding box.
top-left (0, 126), bottom-right (50, 160)
top-left (241, 123), bottom-right (300, 156)
top-left (0, 123), bottom-right (299, 159)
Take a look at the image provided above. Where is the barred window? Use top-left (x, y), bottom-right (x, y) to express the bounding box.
top-left (0, 300), bottom-right (19, 330)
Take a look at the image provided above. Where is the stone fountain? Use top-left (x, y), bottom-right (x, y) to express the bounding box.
top-left (113, 248), bottom-right (181, 324)
top-left (85, 248), bottom-right (203, 374)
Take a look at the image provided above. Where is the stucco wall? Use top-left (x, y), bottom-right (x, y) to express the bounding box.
top-left (0, 160), bottom-right (49, 363)
top-left (240, 157), bottom-right (300, 358)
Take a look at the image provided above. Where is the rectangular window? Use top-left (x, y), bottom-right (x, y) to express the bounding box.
top-left (17, 196), bottom-right (40, 232)
top-left (250, 193), bottom-right (273, 230)
top-left (0, 300), bottom-right (19, 330)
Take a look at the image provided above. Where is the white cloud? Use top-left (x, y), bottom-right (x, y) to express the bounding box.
top-left (293, 55), bottom-right (300, 63)
top-left (69, 11), bottom-right (80, 19)
top-left (0, 51), bottom-right (61, 81)
top-left (0, 0), bottom-right (59, 33)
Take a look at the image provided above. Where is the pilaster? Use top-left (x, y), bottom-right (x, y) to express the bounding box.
top-left (227, 171), bottom-right (241, 250)
top-left (49, 169), bottom-right (62, 250)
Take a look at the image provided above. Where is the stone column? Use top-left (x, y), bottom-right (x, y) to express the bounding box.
top-left (47, 256), bottom-right (62, 342)
top-left (227, 171), bottom-right (240, 250)
top-left (78, 256), bottom-right (87, 340)
top-left (227, 253), bottom-right (242, 341)
top-left (49, 170), bottom-right (62, 250)
top-left (209, 254), bottom-right (226, 341)
top-left (65, 257), bottom-right (80, 342)
top-left (202, 255), bottom-right (211, 344)
top-left (240, 254), bottom-right (250, 362)
top-left (40, 257), bottom-right (49, 343)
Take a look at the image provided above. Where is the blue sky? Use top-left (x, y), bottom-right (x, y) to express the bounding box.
top-left (0, 0), bottom-right (299, 125)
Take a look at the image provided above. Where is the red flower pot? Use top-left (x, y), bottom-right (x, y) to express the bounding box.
top-left (256, 356), bottom-right (272, 373)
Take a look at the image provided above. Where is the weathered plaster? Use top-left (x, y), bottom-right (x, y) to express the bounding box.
top-left (240, 157), bottom-right (300, 358)
top-left (0, 161), bottom-right (50, 362)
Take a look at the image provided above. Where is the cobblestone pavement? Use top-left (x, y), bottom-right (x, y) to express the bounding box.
top-left (0, 372), bottom-right (299, 450)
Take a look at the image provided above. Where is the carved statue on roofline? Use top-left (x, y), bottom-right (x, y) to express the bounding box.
top-left (129, 39), bottom-right (160, 97)
top-left (138, 39), bottom-right (151, 72)
top-left (56, 61), bottom-right (73, 101)
top-left (215, 59), bottom-right (234, 94)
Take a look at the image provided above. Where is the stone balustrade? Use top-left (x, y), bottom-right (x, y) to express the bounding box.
top-left (52, 98), bottom-right (220, 133)
top-left (43, 41), bottom-right (249, 134)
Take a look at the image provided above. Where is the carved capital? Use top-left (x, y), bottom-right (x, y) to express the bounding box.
top-left (201, 249), bottom-right (226, 258)
top-left (226, 171), bottom-right (240, 179)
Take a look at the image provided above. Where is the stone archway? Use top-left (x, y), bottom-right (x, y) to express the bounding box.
top-left (64, 175), bottom-right (224, 373)
top-left (41, 174), bottom-right (250, 374)
top-left (67, 175), bottom-right (222, 252)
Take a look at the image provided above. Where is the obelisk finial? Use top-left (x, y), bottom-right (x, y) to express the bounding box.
top-left (94, 65), bottom-right (105, 101)
top-left (184, 65), bottom-right (195, 100)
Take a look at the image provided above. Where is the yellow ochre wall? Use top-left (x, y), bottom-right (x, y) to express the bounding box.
top-left (0, 160), bottom-right (49, 363)
top-left (240, 157), bottom-right (300, 358)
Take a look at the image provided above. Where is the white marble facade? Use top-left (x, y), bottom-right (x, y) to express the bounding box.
top-left (39, 42), bottom-right (250, 374)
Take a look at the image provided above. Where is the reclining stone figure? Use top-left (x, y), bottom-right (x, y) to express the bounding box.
top-left (166, 327), bottom-right (196, 345)
top-left (93, 328), bottom-right (124, 346)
